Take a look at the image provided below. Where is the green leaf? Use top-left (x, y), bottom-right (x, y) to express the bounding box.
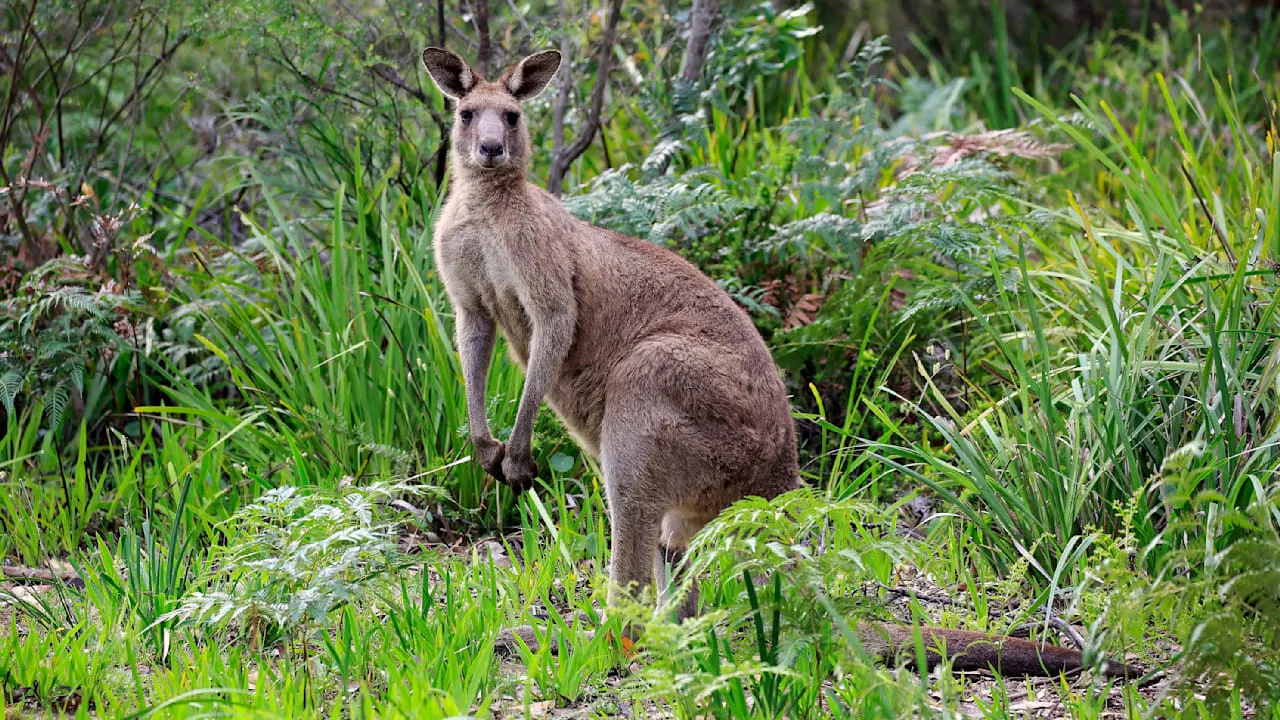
top-left (549, 453), bottom-right (575, 474)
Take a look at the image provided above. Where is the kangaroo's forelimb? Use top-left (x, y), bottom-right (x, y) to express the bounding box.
top-left (501, 299), bottom-right (575, 490)
top-left (457, 305), bottom-right (507, 481)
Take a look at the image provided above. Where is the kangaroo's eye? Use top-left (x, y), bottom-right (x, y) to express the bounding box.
top-left (459, 110), bottom-right (474, 125)
top-left (504, 111), bottom-right (520, 128)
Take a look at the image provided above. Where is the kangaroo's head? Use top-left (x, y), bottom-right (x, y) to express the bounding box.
top-left (421, 47), bottom-right (561, 175)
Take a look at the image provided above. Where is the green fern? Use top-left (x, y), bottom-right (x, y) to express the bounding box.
top-left (0, 254), bottom-right (146, 431)
top-left (0, 371), bottom-right (22, 417)
top-left (1163, 487), bottom-right (1280, 712)
top-left (681, 488), bottom-right (912, 606)
top-left (635, 488), bottom-right (919, 717)
top-left (566, 168), bottom-right (743, 248)
top-left (162, 481), bottom-right (438, 646)
top-left (42, 385), bottom-right (70, 432)
top-left (717, 278), bottom-right (781, 319)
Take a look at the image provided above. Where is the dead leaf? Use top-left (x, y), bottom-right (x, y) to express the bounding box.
top-left (475, 540), bottom-right (512, 568)
top-left (3, 584), bottom-right (53, 603)
top-left (784, 292), bottom-right (826, 330)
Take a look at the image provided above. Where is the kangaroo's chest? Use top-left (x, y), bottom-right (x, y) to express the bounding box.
top-left (435, 217), bottom-right (533, 361)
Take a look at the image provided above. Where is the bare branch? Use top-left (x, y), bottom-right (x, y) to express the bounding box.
top-left (370, 63), bottom-right (431, 104)
top-left (550, 0), bottom-right (572, 158)
top-left (0, 0), bottom-right (39, 154)
top-left (679, 0), bottom-right (721, 85)
top-left (546, 0), bottom-right (624, 196)
top-left (437, 0), bottom-right (446, 48)
top-left (503, 0), bottom-right (534, 48)
top-left (263, 33), bottom-right (372, 109)
top-left (369, 61), bottom-right (453, 189)
top-left (472, 0), bottom-right (492, 77)
top-left (77, 29), bottom-right (189, 187)
top-left (0, 0), bottom-right (43, 262)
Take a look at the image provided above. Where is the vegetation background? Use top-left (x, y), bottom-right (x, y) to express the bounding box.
top-left (2, 0), bottom-right (1278, 717)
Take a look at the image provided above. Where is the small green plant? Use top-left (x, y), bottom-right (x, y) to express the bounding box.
top-left (378, 566), bottom-right (503, 713)
top-left (1161, 483), bottom-right (1280, 714)
top-left (675, 570), bottom-right (816, 719)
top-left (319, 605), bottom-right (379, 699)
top-left (96, 472), bottom-right (199, 663)
top-left (162, 480), bottom-right (431, 650)
top-left (637, 489), bottom-right (916, 718)
top-left (0, 253), bottom-right (143, 435)
top-left (513, 602), bottom-right (616, 706)
top-left (0, 407), bottom-right (116, 563)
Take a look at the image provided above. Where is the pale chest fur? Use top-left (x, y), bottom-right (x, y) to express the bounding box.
top-left (433, 191), bottom-right (548, 362)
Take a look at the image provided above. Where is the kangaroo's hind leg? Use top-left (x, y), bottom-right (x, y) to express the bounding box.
top-left (597, 368), bottom-right (699, 640)
top-left (599, 444), bottom-right (664, 611)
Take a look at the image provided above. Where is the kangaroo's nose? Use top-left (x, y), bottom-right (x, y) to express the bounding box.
top-left (479, 142), bottom-right (504, 158)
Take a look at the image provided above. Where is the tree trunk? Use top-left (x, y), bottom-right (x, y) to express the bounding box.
top-left (551, 0), bottom-right (571, 158)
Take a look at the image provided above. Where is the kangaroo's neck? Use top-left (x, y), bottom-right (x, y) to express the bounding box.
top-left (450, 167), bottom-right (526, 201)
top-left (445, 161), bottom-right (574, 230)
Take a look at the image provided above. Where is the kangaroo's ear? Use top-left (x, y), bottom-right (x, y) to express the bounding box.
top-left (421, 47), bottom-right (479, 99)
top-left (503, 50), bottom-right (561, 101)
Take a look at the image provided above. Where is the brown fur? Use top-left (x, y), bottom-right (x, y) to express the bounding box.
top-left (420, 47), bottom-right (1143, 681)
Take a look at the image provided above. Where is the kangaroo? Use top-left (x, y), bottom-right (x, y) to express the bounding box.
top-left (420, 46), bottom-right (1143, 680)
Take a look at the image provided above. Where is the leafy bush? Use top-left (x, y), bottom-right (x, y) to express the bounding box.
top-left (1161, 469), bottom-right (1280, 712)
top-left (0, 1), bottom-right (197, 266)
top-left (0, 259), bottom-right (139, 432)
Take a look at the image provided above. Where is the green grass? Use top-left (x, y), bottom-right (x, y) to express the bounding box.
top-left (4, 6), bottom-right (1280, 719)
top-left (145, 169), bottom-right (541, 528)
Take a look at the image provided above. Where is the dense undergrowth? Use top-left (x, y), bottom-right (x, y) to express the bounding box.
top-left (2, 1), bottom-right (1279, 717)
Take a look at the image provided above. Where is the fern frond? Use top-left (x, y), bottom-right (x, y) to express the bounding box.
top-left (0, 371), bottom-right (24, 416)
top-left (642, 138), bottom-right (687, 178)
top-left (717, 278), bottom-right (781, 318)
top-left (44, 384), bottom-right (70, 430)
top-left (769, 213), bottom-right (862, 257)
